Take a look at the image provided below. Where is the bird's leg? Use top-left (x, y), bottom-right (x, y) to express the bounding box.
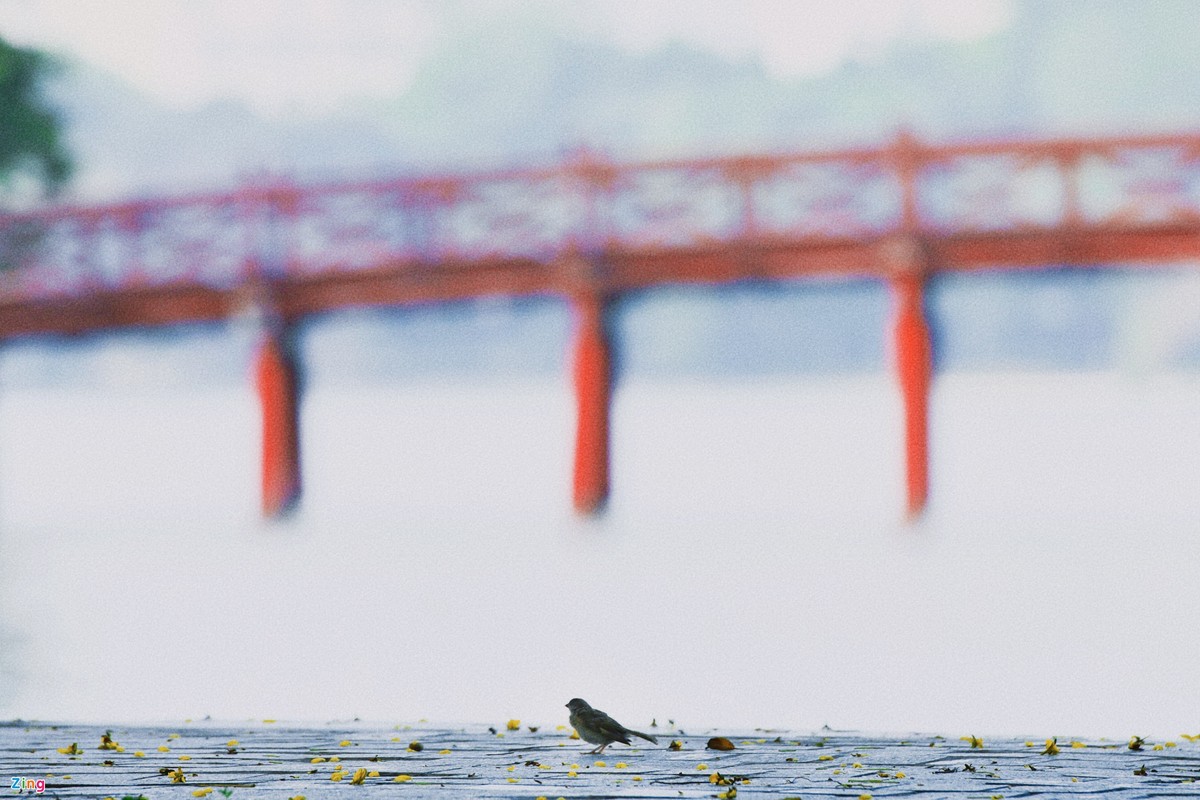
top-left (589, 743), bottom-right (608, 754)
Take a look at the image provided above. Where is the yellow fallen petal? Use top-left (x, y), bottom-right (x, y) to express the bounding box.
top-left (506, 777), bottom-right (519, 783)
top-left (350, 768), bottom-right (367, 785)
top-left (227, 740), bottom-right (239, 747)
top-left (1071, 741), bottom-right (1086, 749)
top-left (633, 776), bottom-right (643, 782)
top-left (615, 762), bottom-right (627, 769)
top-left (310, 757), bottom-right (326, 764)
top-left (262, 719), bottom-right (277, 724)
top-left (134, 751), bottom-right (146, 758)
top-left (438, 749), bottom-right (451, 755)
top-left (168, 734), bottom-right (180, 740)
top-left (329, 756), bottom-right (341, 762)
top-left (818, 755), bottom-right (834, 761)
top-left (393, 775), bottom-right (412, 783)
top-left (566, 771), bottom-right (578, 778)
top-left (192, 789), bottom-right (213, 797)
top-left (507, 719), bottom-right (521, 730)
top-left (368, 771), bottom-right (380, 778)
top-left (339, 740), bottom-right (352, 747)
top-left (158, 746), bottom-right (171, 753)
top-left (179, 755), bottom-right (192, 761)
top-left (696, 763), bottom-right (708, 770)
top-left (506, 766), bottom-right (516, 772)
top-left (329, 772), bottom-right (344, 782)
top-left (594, 760), bottom-right (607, 768)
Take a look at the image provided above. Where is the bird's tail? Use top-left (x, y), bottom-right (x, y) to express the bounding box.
top-left (628, 730), bottom-right (658, 744)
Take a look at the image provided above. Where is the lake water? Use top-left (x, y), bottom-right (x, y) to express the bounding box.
top-left (2, 365), bottom-right (1198, 738)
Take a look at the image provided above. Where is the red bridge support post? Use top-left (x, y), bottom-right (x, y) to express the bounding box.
top-left (886, 238), bottom-right (933, 520)
top-left (571, 292), bottom-right (611, 515)
top-left (254, 324), bottom-right (301, 518)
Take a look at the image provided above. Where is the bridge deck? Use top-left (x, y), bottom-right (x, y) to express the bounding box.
top-left (3, 131), bottom-right (1200, 338)
top-left (2, 721), bottom-right (1197, 798)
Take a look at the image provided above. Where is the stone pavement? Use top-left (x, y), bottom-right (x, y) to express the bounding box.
top-left (2, 720), bottom-right (1198, 798)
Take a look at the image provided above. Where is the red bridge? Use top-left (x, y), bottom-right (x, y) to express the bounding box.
top-left (3, 130), bottom-right (1199, 518)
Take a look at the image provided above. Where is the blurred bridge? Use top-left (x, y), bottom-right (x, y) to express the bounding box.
top-left (3, 131), bottom-right (1200, 519)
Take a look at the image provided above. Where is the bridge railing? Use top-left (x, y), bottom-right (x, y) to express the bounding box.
top-left (2, 132), bottom-right (1200, 301)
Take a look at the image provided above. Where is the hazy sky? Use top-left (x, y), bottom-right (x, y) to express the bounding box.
top-left (0, 0), bottom-right (1011, 116)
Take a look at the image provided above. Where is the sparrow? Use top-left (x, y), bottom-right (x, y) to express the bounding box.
top-left (566, 698), bottom-right (658, 754)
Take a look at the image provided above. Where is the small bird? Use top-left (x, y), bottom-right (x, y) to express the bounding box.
top-left (566, 698), bottom-right (658, 754)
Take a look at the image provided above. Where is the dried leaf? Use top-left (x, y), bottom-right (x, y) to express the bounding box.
top-left (707, 736), bottom-right (736, 751)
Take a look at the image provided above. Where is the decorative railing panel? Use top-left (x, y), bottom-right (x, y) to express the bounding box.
top-left (3, 132), bottom-right (1200, 302)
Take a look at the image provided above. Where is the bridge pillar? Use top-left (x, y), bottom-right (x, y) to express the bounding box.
top-left (570, 292), bottom-right (611, 515)
top-left (885, 237), bottom-right (933, 520)
top-left (254, 323), bottom-right (302, 518)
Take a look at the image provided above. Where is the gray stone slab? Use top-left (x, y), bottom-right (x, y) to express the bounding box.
top-left (2, 721), bottom-right (1197, 798)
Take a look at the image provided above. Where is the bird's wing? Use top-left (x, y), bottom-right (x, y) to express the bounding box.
top-left (590, 710), bottom-right (633, 742)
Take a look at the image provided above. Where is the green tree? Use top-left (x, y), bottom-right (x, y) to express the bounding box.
top-left (0, 34), bottom-right (71, 197)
